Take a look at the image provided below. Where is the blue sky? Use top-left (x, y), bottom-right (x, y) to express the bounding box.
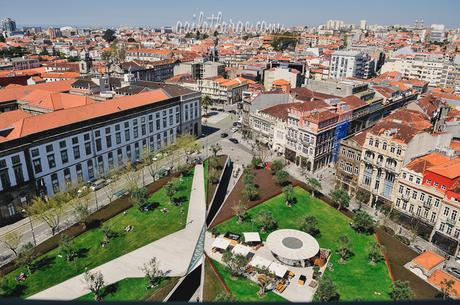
top-left (3, 0), bottom-right (460, 28)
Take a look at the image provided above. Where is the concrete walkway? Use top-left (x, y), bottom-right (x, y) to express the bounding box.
top-left (29, 164), bottom-right (206, 301)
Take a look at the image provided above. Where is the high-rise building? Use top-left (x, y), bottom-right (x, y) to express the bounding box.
top-left (430, 24), bottom-right (446, 42)
top-left (360, 20), bottom-right (367, 31)
top-left (325, 20), bottom-right (345, 30)
top-left (1, 17), bottom-right (16, 33)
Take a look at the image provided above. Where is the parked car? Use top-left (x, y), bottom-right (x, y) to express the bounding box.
top-left (228, 110), bottom-right (237, 114)
top-left (412, 245), bottom-right (424, 254)
top-left (140, 202), bottom-right (157, 212)
top-left (210, 107), bottom-right (218, 111)
top-left (232, 122), bottom-right (238, 127)
top-left (231, 127), bottom-right (238, 133)
top-left (447, 267), bottom-right (460, 279)
top-left (77, 186), bottom-right (89, 197)
top-left (220, 132), bottom-right (228, 138)
top-left (90, 179), bottom-right (107, 192)
top-left (229, 138), bottom-right (239, 144)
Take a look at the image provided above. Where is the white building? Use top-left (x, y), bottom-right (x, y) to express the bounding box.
top-left (0, 85), bottom-right (201, 224)
top-left (329, 50), bottom-right (375, 80)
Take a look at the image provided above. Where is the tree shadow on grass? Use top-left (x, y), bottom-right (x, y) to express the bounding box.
top-left (31, 256), bottom-right (55, 272)
top-left (4, 283), bottom-right (27, 298)
top-left (102, 282), bottom-right (118, 298)
top-left (75, 247), bottom-right (90, 259)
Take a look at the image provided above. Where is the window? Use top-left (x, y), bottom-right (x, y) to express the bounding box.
top-left (11, 155), bottom-right (20, 165)
top-left (124, 129), bottom-right (130, 141)
top-left (0, 171), bottom-right (11, 189)
top-left (434, 198), bottom-right (440, 207)
top-left (369, 138), bottom-right (373, 146)
top-left (59, 141), bottom-right (66, 149)
top-left (46, 144), bottom-right (53, 153)
top-left (73, 146), bottom-right (80, 159)
top-left (409, 175), bottom-right (413, 182)
top-left (13, 166), bottom-right (24, 184)
top-left (60, 150), bottom-right (68, 164)
top-left (33, 159), bottom-right (42, 173)
top-left (149, 122), bottom-right (153, 133)
top-left (374, 139), bottom-right (379, 148)
top-left (455, 229), bottom-right (460, 239)
top-left (399, 185), bottom-right (404, 194)
top-left (105, 127), bottom-right (111, 134)
top-left (96, 138), bottom-right (102, 152)
top-left (382, 142), bottom-right (387, 150)
top-left (31, 148), bottom-right (39, 157)
top-left (95, 130), bottom-right (101, 137)
top-left (64, 168), bottom-right (71, 185)
top-left (47, 154), bottom-right (56, 169)
top-left (442, 185), bottom-right (447, 190)
top-left (426, 179), bottom-right (432, 185)
top-left (84, 133), bottom-right (90, 141)
top-left (106, 135), bottom-right (112, 148)
top-left (115, 124), bottom-right (120, 131)
top-left (416, 178), bottom-right (421, 184)
top-left (431, 212), bottom-right (437, 223)
top-left (434, 182), bottom-right (439, 187)
top-left (51, 173), bottom-right (59, 193)
top-left (412, 191), bottom-right (418, 199)
top-left (440, 222), bottom-right (446, 231)
top-left (124, 121), bottom-right (129, 128)
top-left (133, 126), bottom-right (138, 138)
top-left (420, 193), bottom-right (425, 201)
top-left (115, 132), bottom-right (121, 145)
top-left (85, 142), bottom-right (92, 155)
top-left (396, 148), bottom-right (402, 155)
top-left (156, 119), bottom-right (160, 130)
top-left (141, 124), bottom-right (146, 136)
top-left (72, 137), bottom-right (79, 145)
top-left (452, 210), bottom-right (457, 221)
top-left (444, 206), bottom-right (450, 216)
top-left (409, 204), bottom-right (414, 213)
top-left (390, 146), bottom-right (395, 153)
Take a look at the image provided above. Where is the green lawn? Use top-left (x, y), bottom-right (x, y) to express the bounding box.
top-left (213, 259), bottom-right (286, 302)
top-left (214, 187), bottom-right (393, 301)
top-left (77, 277), bottom-right (177, 301)
top-left (203, 258), bottom-right (230, 301)
top-left (4, 170), bottom-right (194, 298)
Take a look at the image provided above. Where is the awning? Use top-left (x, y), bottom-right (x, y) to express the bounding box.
top-left (269, 261), bottom-right (288, 278)
top-left (243, 232), bottom-right (261, 243)
top-left (212, 237), bottom-right (231, 250)
top-left (231, 244), bottom-right (252, 257)
top-left (250, 255), bottom-right (272, 269)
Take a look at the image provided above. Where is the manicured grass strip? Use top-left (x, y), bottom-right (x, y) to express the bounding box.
top-left (204, 159), bottom-right (209, 201)
top-left (4, 170), bottom-right (194, 298)
top-left (77, 277), bottom-right (177, 301)
top-left (215, 187), bottom-right (393, 301)
top-left (212, 259), bottom-right (285, 302)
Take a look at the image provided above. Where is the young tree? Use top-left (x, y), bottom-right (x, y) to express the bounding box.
top-left (17, 242), bottom-right (36, 274)
top-left (125, 164), bottom-right (141, 193)
top-left (270, 159), bottom-right (284, 175)
top-left (27, 196), bottom-right (64, 236)
top-left (0, 231), bottom-right (22, 257)
top-left (201, 95), bottom-right (212, 116)
top-left (389, 280), bottom-right (413, 301)
top-left (317, 276), bottom-right (339, 302)
top-left (147, 160), bottom-right (159, 182)
top-left (84, 270), bottom-right (105, 301)
top-left (301, 216), bottom-right (320, 237)
top-left (274, 170), bottom-right (289, 186)
top-left (243, 168), bottom-right (255, 185)
top-left (254, 210), bottom-right (277, 233)
top-left (367, 241), bottom-right (383, 265)
top-left (440, 278), bottom-right (457, 300)
top-left (243, 182), bottom-right (259, 201)
top-left (330, 189), bottom-right (350, 210)
top-left (254, 143), bottom-right (271, 165)
top-left (353, 211), bottom-right (374, 233)
top-left (59, 234), bottom-right (78, 262)
top-left (251, 156), bottom-right (263, 169)
top-left (307, 177), bottom-right (322, 198)
top-left (164, 180), bottom-right (178, 205)
top-left (141, 257), bottom-right (165, 288)
top-left (103, 181), bottom-right (117, 204)
top-left (255, 267), bottom-right (276, 297)
top-left (355, 189), bottom-right (371, 209)
top-left (282, 184), bottom-right (295, 207)
top-left (102, 222), bottom-right (116, 242)
top-left (222, 251), bottom-right (249, 278)
top-left (130, 187), bottom-right (148, 209)
top-left (336, 234), bottom-right (352, 264)
top-left (232, 201), bottom-right (247, 224)
top-left (209, 143), bottom-right (222, 158)
top-left (73, 197), bottom-right (91, 230)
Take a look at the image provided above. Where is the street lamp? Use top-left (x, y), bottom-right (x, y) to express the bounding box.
top-left (22, 209), bottom-right (37, 246)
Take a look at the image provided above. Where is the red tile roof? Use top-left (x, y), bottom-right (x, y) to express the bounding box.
top-left (0, 89), bottom-right (170, 143)
top-left (412, 251), bottom-right (445, 271)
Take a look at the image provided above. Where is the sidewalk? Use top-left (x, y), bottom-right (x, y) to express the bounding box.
top-left (28, 164), bottom-right (206, 301)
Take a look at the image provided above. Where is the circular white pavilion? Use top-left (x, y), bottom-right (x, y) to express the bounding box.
top-left (266, 229), bottom-right (320, 267)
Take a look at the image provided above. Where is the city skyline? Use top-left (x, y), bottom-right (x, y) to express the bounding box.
top-left (2, 0), bottom-right (460, 28)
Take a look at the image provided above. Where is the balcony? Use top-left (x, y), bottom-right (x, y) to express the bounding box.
top-left (423, 201), bottom-right (432, 209)
top-left (447, 218), bottom-right (457, 226)
top-left (402, 193), bottom-right (410, 201)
